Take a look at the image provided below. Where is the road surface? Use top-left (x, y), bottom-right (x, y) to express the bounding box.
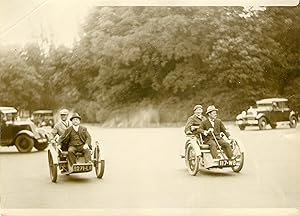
top-left (0, 123), bottom-right (299, 214)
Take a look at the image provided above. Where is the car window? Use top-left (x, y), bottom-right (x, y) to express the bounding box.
top-left (277, 102), bottom-right (289, 110)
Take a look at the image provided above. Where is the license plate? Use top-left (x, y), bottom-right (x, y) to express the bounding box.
top-left (73, 164), bottom-right (92, 172)
top-left (219, 159), bottom-right (237, 167)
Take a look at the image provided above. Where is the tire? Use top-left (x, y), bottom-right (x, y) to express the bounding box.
top-left (48, 151), bottom-right (58, 183)
top-left (15, 134), bottom-right (34, 153)
top-left (232, 152), bottom-right (244, 173)
top-left (289, 116), bottom-right (297, 128)
top-left (231, 141), bottom-right (244, 173)
top-left (270, 123), bottom-right (277, 129)
top-left (94, 145), bottom-right (105, 179)
top-left (34, 142), bottom-right (48, 151)
top-left (185, 144), bottom-right (199, 176)
top-left (238, 125), bottom-right (246, 130)
top-left (258, 117), bottom-right (268, 130)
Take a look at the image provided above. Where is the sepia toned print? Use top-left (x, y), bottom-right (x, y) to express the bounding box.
top-left (0, 1), bottom-right (299, 216)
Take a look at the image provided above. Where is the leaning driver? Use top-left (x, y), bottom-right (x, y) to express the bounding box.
top-left (58, 113), bottom-right (92, 167)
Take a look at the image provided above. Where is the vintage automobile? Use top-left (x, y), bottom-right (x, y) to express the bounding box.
top-left (48, 139), bottom-right (105, 182)
top-left (184, 132), bottom-right (244, 176)
top-left (0, 107), bottom-right (49, 152)
top-left (31, 110), bottom-right (54, 127)
top-left (236, 98), bottom-right (298, 130)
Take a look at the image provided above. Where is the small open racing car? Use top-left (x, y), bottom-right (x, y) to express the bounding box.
top-left (184, 132), bottom-right (244, 176)
top-left (47, 140), bottom-right (105, 182)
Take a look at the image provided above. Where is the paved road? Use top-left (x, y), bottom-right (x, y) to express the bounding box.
top-left (0, 123), bottom-right (300, 211)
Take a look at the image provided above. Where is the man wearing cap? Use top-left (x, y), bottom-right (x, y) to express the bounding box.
top-left (182, 105), bottom-right (206, 158)
top-left (199, 105), bottom-right (235, 160)
top-left (58, 113), bottom-right (92, 168)
top-left (51, 109), bottom-right (71, 150)
top-left (185, 104), bottom-right (206, 135)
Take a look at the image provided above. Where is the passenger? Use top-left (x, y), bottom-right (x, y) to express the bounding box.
top-left (58, 113), bottom-right (92, 167)
top-left (182, 104), bottom-right (206, 157)
top-left (199, 105), bottom-right (235, 160)
top-left (51, 109), bottom-right (71, 150)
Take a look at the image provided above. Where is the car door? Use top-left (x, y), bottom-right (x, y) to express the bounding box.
top-left (0, 118), bottom-right (13, 145)
top-left (269, 102), bottom-right (282, 123)
top-left (278, 101), bottom-right (290, 121)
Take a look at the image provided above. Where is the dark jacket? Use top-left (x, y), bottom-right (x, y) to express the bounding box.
top-left (199, 118), bottom-right (230, 141)
top-left (184, 114), bottom-right (206, 135)
top-left (58, 125), bottom-right (92, 149)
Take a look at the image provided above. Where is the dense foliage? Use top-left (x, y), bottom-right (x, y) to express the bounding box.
top-left (0, 6), bottom-right (299, 125)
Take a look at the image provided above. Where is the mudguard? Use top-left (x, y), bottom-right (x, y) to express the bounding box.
top-left (15, 130), bottom-right (34, 138)
top-left (48, 144), bottom-right (59, 164)
top-left (289, 111), bottom-right (297, 119)
top-left (186, 137), bottom-right (202, 157)
top-left (232, 137), bottom-right (246, 153)
top-left (92, 140), bottom-right (105, 160)
top-left (255, 113), bottom-right (265, 120)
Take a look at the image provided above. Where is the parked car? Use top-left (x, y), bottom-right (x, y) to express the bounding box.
top-left (236, 98), bottom-right (298, 130)
top-left (31, 110), bottom-right (54, 127)
top-left (0, 107), bottom-right (49, 152)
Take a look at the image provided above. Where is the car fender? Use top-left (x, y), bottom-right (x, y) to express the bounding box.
top-left (14, 130), bottom-right (35, 143)
top-left (289, 111), bottom-right (298, 120)
top-left (48, 144), bottom-right (59, 164)
top-left (186, 137), bottom-right (201, 157)
top-left (255, 113), bottom-right (265, 120)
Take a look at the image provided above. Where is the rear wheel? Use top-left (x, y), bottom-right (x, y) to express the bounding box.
top-left (231, 141), bottom-right (244, 173)
top-left (15, 134), bottom-right (34, 153)
top-left (258, 117), bottom-right (267, 130)
top-left (48, 151), bottom-right (57, 182)
top-left (94, 145), bottom-right (105, 178)
top-left (289, 116), bottom-right (297, 128)
top-left (185, 144), bottom-right (199, 176)
top-left (270, 123), bottom-right (277, 129)
top-left (238, 124), bottom-right (246, 130)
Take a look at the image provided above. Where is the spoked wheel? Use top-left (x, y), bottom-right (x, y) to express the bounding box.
top-left (48, 151), bottom-right (58, 182)
top-left (258, 117), bottom-right (267, 130)
top-left (15, 134), bottom-right (34, 153)
top-left (231, 141), bottom-right (244, 173)
top-left (185, 144), bottom-right (199, 176)
top-left (94, 145), bottom-right (105, 179)
top-left (289, 116), bottom-right (297, 128)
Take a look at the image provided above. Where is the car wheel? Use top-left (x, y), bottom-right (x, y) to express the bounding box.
top-left (94, 145), bottom-right (105, 179)
top-left (258, 117), bottom-right (268, 130)
top-left (185, 144), bottom-right (199, 176)
top-left (15, 134), bottom-right (34, 153)
top-left (48, 151), bottom-right (57, 183)
top-left (289, 116), bottom-right (297, 128)
top-left (270, 123), bottom-right (277, 129)
top-left (238, 124), bottom-right (246, 130)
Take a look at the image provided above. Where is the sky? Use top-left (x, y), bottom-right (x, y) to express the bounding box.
top-left (0, 0), bottom-right (298, 48)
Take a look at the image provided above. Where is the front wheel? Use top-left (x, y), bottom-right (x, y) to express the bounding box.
top-left (289, 116), bottom-right (297, 128)
top-left (48, 151), bottom-right (57, 182)
top-left (34, 142), bottom-right (48, 151)
top-left (15, 134), bottom-right (34, 153)
top-left (185, 144), bottom-right (199, 176)
top-left (258, 117), bottom-right (268, 130)
top-left (94, 145), bottom-right (105, 178)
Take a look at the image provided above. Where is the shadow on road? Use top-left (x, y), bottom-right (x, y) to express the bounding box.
top-left (55, 174), bottom-right (97, 183)
top-left (197, 168), bottom-right (237, 177)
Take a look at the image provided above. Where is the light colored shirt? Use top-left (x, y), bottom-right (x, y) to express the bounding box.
top-left (72, 125), bottom-right (79, 132)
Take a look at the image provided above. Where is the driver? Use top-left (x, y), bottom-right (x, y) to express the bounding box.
top-left (58, 113), bottom-right (92, 168)
top-left (199, 105), bottom-right (235, 160)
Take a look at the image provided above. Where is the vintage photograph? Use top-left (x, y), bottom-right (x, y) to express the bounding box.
top-left (0, 0), bottom-right (299, 216)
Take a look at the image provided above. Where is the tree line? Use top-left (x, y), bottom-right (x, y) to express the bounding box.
top-left (0, 6), bottom-right (299, 125)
